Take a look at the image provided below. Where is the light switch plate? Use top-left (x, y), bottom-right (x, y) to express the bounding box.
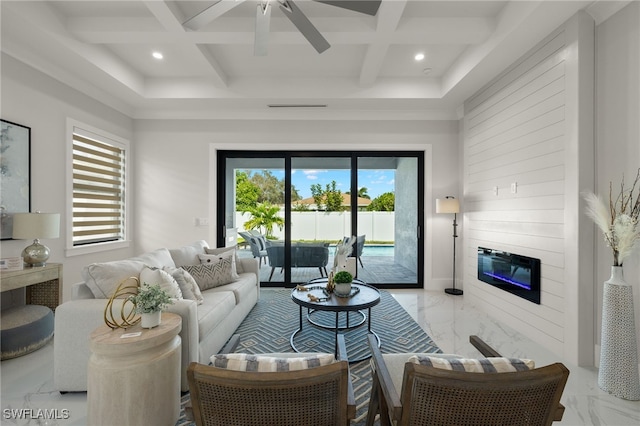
top-left (511, 182), bottom-right (517, 194)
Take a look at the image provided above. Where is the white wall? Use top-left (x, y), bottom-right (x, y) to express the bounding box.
top-left (133, 119), bottom-right (459, 290)
top-left (461, 12), bottom-right (596, 365)
top-left (0, 54), bottom-right (134, 302)
top-left (594, 1), bottom-right (640, 363)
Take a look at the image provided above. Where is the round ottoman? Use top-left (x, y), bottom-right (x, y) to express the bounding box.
top-left (1, 304), bottom-right (54, 360)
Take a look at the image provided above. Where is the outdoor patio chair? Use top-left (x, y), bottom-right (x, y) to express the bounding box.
top-left (344, 234), bottom-right (365, 267)
top-left (187, 334), bottom-right (356, 426)
top-left (239, 231), bottom-right (268, 264)
top-left (366, 334), bottom-right (569, 426)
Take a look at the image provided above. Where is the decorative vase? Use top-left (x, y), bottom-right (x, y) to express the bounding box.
top-left (141, 311), bottom-right (162, 329)
top-left (335, 282), bottom-right (352, 297)
top-left (598, 266), bottom-right (640, 400)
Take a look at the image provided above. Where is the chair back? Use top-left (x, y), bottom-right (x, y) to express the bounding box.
top-left (187, 360), bottom-right (351, 426)
top-left (399, 361), bottom-right (569, 426)
top-left (266, 245), bottom-right (284, 267)
top-left (247, 236), bottom-right (267, 257)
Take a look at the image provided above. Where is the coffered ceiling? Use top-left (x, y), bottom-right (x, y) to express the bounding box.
top-left (0, 1), bottom-right (622, 120)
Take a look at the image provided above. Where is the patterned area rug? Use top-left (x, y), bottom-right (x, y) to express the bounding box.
top-left (176, 288), bottom-right (441, 425)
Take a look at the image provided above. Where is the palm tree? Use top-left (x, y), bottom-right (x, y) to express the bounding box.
top-left (243, 202), bottom-right (285, 238)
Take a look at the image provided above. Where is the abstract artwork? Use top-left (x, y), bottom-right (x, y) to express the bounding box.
top-left (1, 119), bottom-right (30, 240)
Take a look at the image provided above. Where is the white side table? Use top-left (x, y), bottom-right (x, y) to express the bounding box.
top-left (88, 313), bottom-right (182, 426)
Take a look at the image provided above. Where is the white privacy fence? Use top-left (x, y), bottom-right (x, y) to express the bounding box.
top-left (236, 211), bottom-right (395, 242)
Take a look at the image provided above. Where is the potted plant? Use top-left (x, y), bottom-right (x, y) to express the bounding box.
top-left (129, 283), bottom-right (174, 328)
top-left (333, 270), bottom-right (353, 297)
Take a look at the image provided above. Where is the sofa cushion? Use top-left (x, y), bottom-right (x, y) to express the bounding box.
top-left (207, 273), bottom-right (256, 305)
top-left (196, 291), bottom-right (236, 341)
top-left (205, 246), bottom-right (244, 274)
top-left (163, 267), bottom-right (203, 304)
top-left (170, 240), bottom-right (209, 266)
top-left (82, 248), bottom-right (175, 298)
top-left (140, 266), bottom-right (182, 299)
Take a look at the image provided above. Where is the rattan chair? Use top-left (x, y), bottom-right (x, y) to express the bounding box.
top-left (187, 334), bottom-right (356, 426)
top-left (366, 334), bottom-right (569, 426)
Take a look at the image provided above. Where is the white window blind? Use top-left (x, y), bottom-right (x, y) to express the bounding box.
top-left (72, 132), bottom-right (125, 246)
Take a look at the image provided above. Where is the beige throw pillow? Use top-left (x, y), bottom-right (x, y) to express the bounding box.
top-left (205, 246), bottom-right (244, 274)
top-left (140, 266), bottom-right (183, 299)
top-left (163, 266), bottom-right (204, 304)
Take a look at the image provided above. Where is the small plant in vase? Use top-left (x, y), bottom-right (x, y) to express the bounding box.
top-left (333, 270), bottom-right (353, 297)
top-left (129, 283), bottom-right (174, 328)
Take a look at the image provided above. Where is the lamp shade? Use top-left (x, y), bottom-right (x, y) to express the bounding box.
top-left (12, 212), bottom-right (60, 239)
top-left (435, 197), bottom-right (460, 214)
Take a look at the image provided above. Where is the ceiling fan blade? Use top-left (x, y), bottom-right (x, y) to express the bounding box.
top-left (279, 0), bottom-right (330, 54)
top-left (183, 0), bottom-right (247, 31)
top-left (254, 3), bottom-right (271, 56)
top-left (313, 0), bottom-right (381, 16)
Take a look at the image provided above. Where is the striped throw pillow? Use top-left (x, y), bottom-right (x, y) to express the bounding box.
top-left (408, 356), bottom-right (534, 373)
top-left (210, 353), bottom-right (335, 372)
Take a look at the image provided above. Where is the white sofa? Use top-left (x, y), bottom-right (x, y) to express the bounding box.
top-left (54, 241), bottom-right (259, 392)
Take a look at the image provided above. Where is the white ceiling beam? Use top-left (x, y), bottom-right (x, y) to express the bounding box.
top-left (142, 1), bottom-right (228, 87)
top-left (182, 0), bottom-right (248, 31)
top-left (68, 17), bottom-right (492, 45)
top-left (359, 0), bottom-right (407, 87)
top-left (2, 1), bottom-right (146, 96)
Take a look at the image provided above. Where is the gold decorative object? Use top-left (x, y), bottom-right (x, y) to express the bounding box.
top-left (326, 271), bottom-right (335, 293)
top-left (296, 284), bottom-right (309, 291)
top-left (103, 277), bottom-right (141, 329)
top-left (307, 294), bottom-right (321, 302)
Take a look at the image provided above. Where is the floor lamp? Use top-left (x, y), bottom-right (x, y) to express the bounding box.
top-left (436, 196), bottom-right (462, 295)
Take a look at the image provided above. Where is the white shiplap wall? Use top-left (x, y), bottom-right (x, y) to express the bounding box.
top-left (462, 12), bottom-right (595, 364)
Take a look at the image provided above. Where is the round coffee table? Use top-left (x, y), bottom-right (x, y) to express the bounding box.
top-left (290, 277), bottom-right (381, 362)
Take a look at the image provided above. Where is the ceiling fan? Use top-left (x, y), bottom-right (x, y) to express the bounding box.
top-left (183, 0), bottom-right (382, 55)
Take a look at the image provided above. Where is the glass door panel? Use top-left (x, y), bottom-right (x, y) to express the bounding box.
top-left (225, 156), bottom-right (285, 285)
top-left (356, 156), bottom-right (420, 285)
top-left (291, 156), bottom-right (351, 283)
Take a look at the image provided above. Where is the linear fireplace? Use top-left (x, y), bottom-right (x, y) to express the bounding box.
top-left (477, 247), bottom-right (541, 304)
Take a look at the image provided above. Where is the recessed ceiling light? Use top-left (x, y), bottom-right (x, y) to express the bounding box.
top-left (152, 51), bottom-right (163, 60)
top-left (414, 53), bottom-right (425, 61)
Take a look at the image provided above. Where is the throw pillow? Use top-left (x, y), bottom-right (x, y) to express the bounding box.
top-left (205, 246), bottom-right (244, 274)
top-left (83, 259), bottom-right (146, 299)
top-left (198, 252), bottom-right (239, 281)
top-left (181, 256), bottom-right (237, 291)
top-left (169, 240), bottom-right (209, 266)
top-left (163, 266), bottom-right (204, 304)
top-left (140, 266), bottom-right (183, 300)
top-left (408, 356), bottom-right (534, 373)
top-left (210, 353), bottom-right (336, 372)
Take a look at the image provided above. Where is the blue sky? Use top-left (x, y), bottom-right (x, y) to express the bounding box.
top-left (271, 169), bottom-right (396, 199)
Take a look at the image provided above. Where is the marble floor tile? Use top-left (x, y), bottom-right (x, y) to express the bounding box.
top-left (1, 289), bottom-right (638, 425)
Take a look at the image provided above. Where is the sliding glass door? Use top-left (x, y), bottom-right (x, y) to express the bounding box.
top-left (217, 151), bottom-right (423, 288)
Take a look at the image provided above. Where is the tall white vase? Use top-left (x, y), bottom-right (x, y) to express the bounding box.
top-left (598, 266), bottom-right (640, 400)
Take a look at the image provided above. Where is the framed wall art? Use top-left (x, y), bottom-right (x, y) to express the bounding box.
top-left (1, 119), bottom-right (31, 240)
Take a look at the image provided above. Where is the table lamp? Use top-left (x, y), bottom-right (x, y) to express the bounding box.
top-left (12, 212), bottom-right (60, 267)
top-left (436, 196), bottom-right (462, 295)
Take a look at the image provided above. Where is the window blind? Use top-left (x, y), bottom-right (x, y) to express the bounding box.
top-left (72, 133), bottom-right (125, 246)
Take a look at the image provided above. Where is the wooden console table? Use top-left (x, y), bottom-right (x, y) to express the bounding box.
top-left (0, 263), bottom-right (63, 311)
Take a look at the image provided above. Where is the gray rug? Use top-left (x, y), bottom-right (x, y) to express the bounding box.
top-left (177, 288), bottom-right (441, 425)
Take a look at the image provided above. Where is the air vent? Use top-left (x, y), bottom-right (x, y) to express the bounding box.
top-left (267, 104), bottom-right (328, 108)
